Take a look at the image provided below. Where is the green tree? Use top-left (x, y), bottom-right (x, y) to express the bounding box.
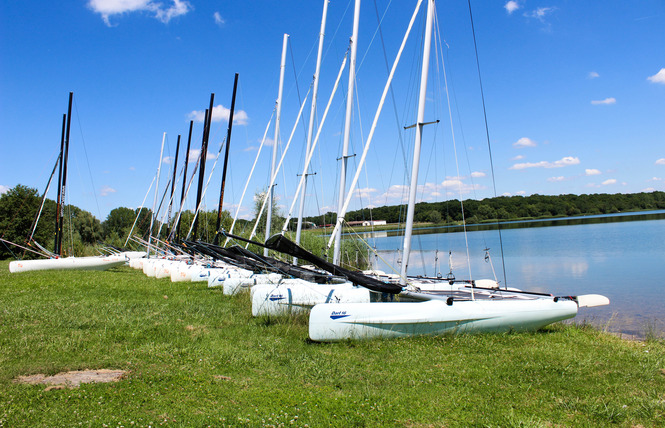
top-left (0, 185), bottom-right (38, 258)
top-left (103, 207), bottom-right (136, 240)
top-left (252, 187), bottom-right (284, 235)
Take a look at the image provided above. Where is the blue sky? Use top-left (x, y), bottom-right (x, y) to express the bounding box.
top-left (1, 0), bottom-right (664, 224)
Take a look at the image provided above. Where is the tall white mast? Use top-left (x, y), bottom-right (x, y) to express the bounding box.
top-left (326, 0), bottom-right (424, 250)
top-left (265, 33), bottom-right (289, 256)
top-left (400, 0), bottom-right (435, 285)
top-left (294, 0), bottom-right (329, 264)
top-left (333, 0), bottom-right (361, 265)
top-left (148, 132), bottom-right (166, 257)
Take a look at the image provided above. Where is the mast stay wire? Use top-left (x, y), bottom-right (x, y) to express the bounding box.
top-left (433, 3), bottom-right (473, 286)
top-left (467, 0), bottom-right (508, 288)
top-left (73, 98), bottom-right (103, 224)
top-left (433, 14), bottom-right (496, 279)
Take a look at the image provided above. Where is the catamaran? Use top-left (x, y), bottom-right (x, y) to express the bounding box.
top-left (262, 0), bottom-right (609, 341)
top-left (7, 92), bottom-right (145, 273)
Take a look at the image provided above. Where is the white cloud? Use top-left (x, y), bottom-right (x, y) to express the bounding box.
top-left (213, 11), bottom-right (225, 26)
top-left (504, 1), bottom-right (520, 14)
top-left (585, 169), bottom-right (601, 176)
top-left (88, 0), bottom-right (191, 26)
top-left (470, 171), bottom-right (486, 178)
top-left (187, 148), bottom-right (217, 162)
top-left (588, 71), bottom-right (599, 79)
top-left (643, 187), bottom-right (656, 192)
top-left (647, 68), bottom-right (665, 84)
top-left (155, 0), bottom-right (189, 23)
top-left (377, 178), bottom-right (483, 205)
top-left (656, 158), bottom-right (665, 165)
top-left (516, 190), bottom-right (526, 195)
top-left (601, 179), bottom-right (617, 186)
top-left (100, 186), bottom-right (117, 196)
top-left (649, 177), bottom-right (662, 182)
top-left (188, 104), bottom-right (249, 125)
top-left (380, 184), bottom-right (409, 202)
top-left (513, 137), bottom-right (537, 148)
top-left (591, 97), bottom-right (616, 105)
top-left (524, 7), bottom-right (555, 21)
top-left (353, 187), bottom-right (377, 199)
top-left (547, 176), bottom-right (566, 182)
top-left (0, 184), bottom-right (9, 195)
top-left (512, 155), bottom-right (525, 161)
top-left (510, 156), bottom-right (580, 170)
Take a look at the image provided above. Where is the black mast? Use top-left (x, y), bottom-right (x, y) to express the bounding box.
top-left (56, 92), bottom-right (73, 256)
top-left (213, 73), bottom-right (239, 245)
top-left (166, 134), bottom-right (181, 238)
top-left (175, 121), bottom-right (193, 241)
top-left (53, 113), bottom-right (66, 254)
top-left (192, 93), bottom-right (214, 239)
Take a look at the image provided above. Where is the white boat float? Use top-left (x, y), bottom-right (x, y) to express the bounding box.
top-left (251, 280), bottom-right (370, 316)
top-left (222, 273), bottom-right (283, 295)
top-left (308, 297), bottom-right (582, 342)
top-left (9, 255), bottom-right (125, 273)
top-left (207, 267), bottom-right (255, 287)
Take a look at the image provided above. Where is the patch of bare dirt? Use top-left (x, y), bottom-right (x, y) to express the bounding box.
top-left (213, 375), bottom-right (232, 381)
top-left (14, 369), bottom-right (126, 389)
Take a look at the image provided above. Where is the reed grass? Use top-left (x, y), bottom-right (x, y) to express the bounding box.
top-left (0, 260), bottom-right (663, 427)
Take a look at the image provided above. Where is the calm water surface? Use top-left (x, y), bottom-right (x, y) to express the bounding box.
top-left (363, 211), bottom-right (665, 338)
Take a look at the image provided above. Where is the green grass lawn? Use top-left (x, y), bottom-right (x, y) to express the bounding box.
top-left (0, 260), bottom-right (663, 427)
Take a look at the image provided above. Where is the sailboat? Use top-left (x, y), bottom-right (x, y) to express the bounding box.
top-left (264, 0), bottom-right (609, 341)
top-left (8, 93), bottom-right (144, 274)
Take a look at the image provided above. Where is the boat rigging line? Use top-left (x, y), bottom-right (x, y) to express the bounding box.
top-left (467, 0), bottom-right (508, 289)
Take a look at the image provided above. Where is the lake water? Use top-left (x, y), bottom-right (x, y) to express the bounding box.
top-left (360, 211), bottom-right (665, 338)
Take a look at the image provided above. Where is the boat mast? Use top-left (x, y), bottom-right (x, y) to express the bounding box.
top-left (166, 134), bottom-right (181, 238)
top-left (56, 92), bottom-right (73, 257)
top-left (30, 151), bottom-right (61, 246)
top-left (193, 94), bottom-right (215, 240)
top-left (175, 120), bottom-right (194, 241)
top-left (294, 0), bottom-right (329, 264)
top-left (264, 33), bottom-right (289, 257)
top-left (333, 0), bottom-right (361, 265)
top-left (400, 0), bottom-right (434, 286)
top-left (53, 113), bottom-right (66, 255)
top-left (213, 73), bottom-right (239, 245)
top-left (148, 132), bottom-right (166, 256)
top-left (325, 0), bottom-right (424, 251)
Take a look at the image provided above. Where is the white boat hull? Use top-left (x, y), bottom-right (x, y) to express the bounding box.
top-left (222, 273), bottom-right (283, 295)
top-left (308, 298), bottom-right (579, 342)
top-left (207, 268), bottom-right (255, 287)
top-left (252, 281), bottom-right (370, 316)
top-left (9, 256), bottom-right (126, 273)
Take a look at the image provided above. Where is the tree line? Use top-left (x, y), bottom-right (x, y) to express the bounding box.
top-left (3, 184), bottom-right (665, 259)
top-left (304, 191), bottom-right (665, 226)
top-left (0, 184), bottom-right (247, 259)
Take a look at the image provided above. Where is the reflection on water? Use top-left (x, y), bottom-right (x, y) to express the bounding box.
top-left (360, 231), bottom-right (388, 239)
top-left (364, 210), bottom-right (665, 338)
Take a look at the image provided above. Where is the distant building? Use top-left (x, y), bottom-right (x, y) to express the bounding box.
top-left (346, 220), bottom-right (388, 227)
top-left (362, 220), bottom-right (387, 226)
top-left (322, 220), bottom-right (388, 228)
